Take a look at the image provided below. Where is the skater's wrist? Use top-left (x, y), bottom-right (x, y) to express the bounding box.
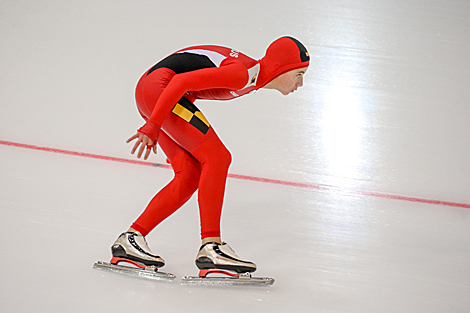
top-left (138, 121), bottom-right (161, 143)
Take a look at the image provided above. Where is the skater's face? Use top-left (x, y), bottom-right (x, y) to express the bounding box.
top-left (269, 67), bottom-right (308, 95)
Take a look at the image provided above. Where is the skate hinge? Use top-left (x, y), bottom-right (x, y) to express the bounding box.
top-left (198, 269), bottom-right (242, 278)
top-left (199, 269), bottom-right (251, 277)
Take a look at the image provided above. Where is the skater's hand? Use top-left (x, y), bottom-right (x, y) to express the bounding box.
top-left (126, 133), bottom-right (157, 160)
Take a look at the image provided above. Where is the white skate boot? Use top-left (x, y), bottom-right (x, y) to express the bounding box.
top-left (181, 242), bottom-right (274, 286)
top-left (93, 232), bottom-right (175, 282)
top-left (111, 231), bottom-right (165, 268)
top-left (195, 242), bottom-right (257, 273)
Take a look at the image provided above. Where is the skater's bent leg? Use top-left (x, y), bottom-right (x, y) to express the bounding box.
top-left (155, 104), bottom-right (231, 241)
top-left (191, 134), bottom-right (232, 240)
top-left (131, 133), bottom-right (201, 236)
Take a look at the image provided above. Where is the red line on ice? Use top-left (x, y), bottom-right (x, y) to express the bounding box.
top-left (2, 140), bottom-right (469, 209)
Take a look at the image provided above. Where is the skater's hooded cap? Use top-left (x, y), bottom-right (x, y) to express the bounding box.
top-left (258, 36), bottom-right (310, 87)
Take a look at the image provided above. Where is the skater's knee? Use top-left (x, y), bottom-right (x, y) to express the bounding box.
top-left (214, 146), bottom-right (232, 170)
top-left (192, 134), bottom-right (232, 170)
top-left (165, 152), bottom-right (201, 194)
top-left (197, 142), bottom-right (232, 171)
top-left (175, 170), bottom-right (200, 193)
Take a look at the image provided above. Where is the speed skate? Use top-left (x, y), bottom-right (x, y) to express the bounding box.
top-left (93, 231), bottom-right (176, 282)
top-left (181, 241), bottom-right (274, 287)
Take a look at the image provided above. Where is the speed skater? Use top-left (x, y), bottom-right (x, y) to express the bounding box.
top-left (110, 36), bottom-right (310, 275)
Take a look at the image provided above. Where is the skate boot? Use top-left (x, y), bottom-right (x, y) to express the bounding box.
top-left (111, 231), bottom-right (165, 268)
top-left (181, 242), bottom-right (273, 286)
top-left (93, 231), bottom-right (175, 282)
top-left (195, 242), bottom-right (257, 273)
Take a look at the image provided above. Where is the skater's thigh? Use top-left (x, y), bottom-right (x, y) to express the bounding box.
top-left (161, 111), bottom-right (230, 167)
top-left (161, 98), bottom-right (220, 153)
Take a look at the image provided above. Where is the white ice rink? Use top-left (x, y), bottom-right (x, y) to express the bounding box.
top-left (1, 1), bottom-right (469, 312)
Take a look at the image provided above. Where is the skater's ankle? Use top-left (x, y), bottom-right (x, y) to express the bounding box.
top-left (202, 237), bottom-right (222, 245)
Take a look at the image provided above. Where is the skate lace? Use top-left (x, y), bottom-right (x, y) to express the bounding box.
top-left (128, 232), bottom-right (159, 258)
top-left (222, 242), bottom-right (236, 255)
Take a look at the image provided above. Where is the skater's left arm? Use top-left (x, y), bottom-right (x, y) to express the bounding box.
top-left (129, 61), bottom-right (248, 160)
top-left (146, 61), bottom-right (248, 128)
top-left (126, 133), bottom-right (157, 160)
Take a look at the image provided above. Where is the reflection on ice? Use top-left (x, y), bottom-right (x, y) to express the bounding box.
top-left (320, 86), bottom-right (366, 185)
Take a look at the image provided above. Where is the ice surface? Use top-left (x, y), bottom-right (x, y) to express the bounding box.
top-left (1, 0), bottom-right (469, 312)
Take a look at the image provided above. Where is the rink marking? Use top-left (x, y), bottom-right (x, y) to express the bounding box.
top-left (2, 139), bottom-right (470, 209)
top-left (0, 140), bottom-right (171, 169)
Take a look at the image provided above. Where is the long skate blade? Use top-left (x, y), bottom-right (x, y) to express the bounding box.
top-left (93, 261), bottom-right (176, 282)
top-left (181, 273), bottom-right (274, 287)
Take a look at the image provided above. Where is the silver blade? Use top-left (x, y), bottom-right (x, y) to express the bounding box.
top-left (181, 273), bottom-right (274, 287)
top-left (93, 261), bottom-right (176, 282)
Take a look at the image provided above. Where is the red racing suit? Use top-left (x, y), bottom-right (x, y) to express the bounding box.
top-left (132, 46), bottom-right (264, 239)
top-left (130, 38), bottom-right (309, 239)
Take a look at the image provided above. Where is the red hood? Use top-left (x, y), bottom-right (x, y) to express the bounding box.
top-left (257, 36), bottom-right (310, 87)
